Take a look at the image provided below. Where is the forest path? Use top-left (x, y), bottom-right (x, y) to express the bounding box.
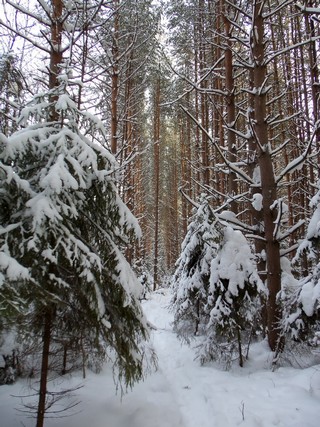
top-left (1, 288), bottom-right (319, 427)
top-left (143, 289), bottom-right (231, 427)
top-left (142, 289), bottom-right (320, 427)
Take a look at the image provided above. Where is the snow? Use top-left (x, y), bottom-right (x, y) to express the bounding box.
top-left (1, 289), bottom-right (319, 427)
top-left (0, 251), bottom-right (30, 286)
top-left (306, 205), bottom-right (320, 240)
top-left (299, 281), bottom-right (320, 317)
top-left (210, 227), bottom-right (264, 294)
top-left (251, 193), bottom-right (263, 211)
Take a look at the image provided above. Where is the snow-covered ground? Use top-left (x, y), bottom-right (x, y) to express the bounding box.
top-left (1, 288), bottom-right (320, 427)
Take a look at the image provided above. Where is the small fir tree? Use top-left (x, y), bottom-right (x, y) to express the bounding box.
top-left (0, 68), bottom-right (150, 422)
top-left (171, 197), bottom-right (222, 341)
top-left (283, 184), bottom-right (320, 343)
top-left (199, 227), bottom-right (266, 367)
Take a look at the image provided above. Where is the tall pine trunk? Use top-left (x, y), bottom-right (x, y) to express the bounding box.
top-left (153, 74), bottom-right (161, 290)
top-left (111, 0), bottom-right (119, 155)
top-left (223, 2), bottom-right (237, 213)
top-left (251, 1), bottom-right (283, 352)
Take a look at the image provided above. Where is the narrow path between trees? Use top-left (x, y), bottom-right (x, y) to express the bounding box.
top-left (1, 288), bottom-right (319, 427)
top-left (143, 289), bottom-right (320, 427)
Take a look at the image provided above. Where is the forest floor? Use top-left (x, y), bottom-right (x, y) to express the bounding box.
top-left (1, 288), bottom-right (320, 427)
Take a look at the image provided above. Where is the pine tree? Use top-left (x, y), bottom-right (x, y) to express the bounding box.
top-left (171, 196), bottom-right (222, 341)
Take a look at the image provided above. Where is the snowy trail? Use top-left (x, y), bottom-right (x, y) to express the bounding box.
top-left (144, 290), bottom-right (249, 427)
top-left (1, 288), bottom-right (319, 427)
top-left (143, 289), bottom-right (320, 427)
top-left (143, 290), bottom-right (224, 427)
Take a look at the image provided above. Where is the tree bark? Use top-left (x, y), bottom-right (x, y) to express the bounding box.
top-left (222, 1), bottom-right (237, 213)
top-left (36, 309), bottom-right (53, 427)
top-left (110, 0), bottom-right (120, 155)
top-left (49, 0), bottom-right (63, 122)
top-left (251, 1), bottom-right (283, 352)
top-left (153, 74), bottom-right (161, 290)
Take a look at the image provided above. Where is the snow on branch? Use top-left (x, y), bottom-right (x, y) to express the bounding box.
top-left (217, 210), bottom-right (256, 233)
top-left (0, 251), bottom-right (30, 285)
top-left (0, 19), bottom-right (50, 54)
top-left (263, 0), bottom-right (296, 19)
top-left (275, 123), bottom-right (318, 183)
top-left (295, 3), bottom-right (320, 14)
top-left (5, 0), bottom-right (51, 26)
top-left (179, 188), bottom-right (200, 210)
top-left (266, 36), bottom-right (320, 66)
top-left (278, 220), bottom-right (305, 242)
top-left (225, 0), bottom-right (252, 19)
top-left (180, 105), bottom-right (254, 185)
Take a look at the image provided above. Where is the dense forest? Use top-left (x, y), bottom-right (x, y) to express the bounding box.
top-left (0, 1), bottom-right (319, 426)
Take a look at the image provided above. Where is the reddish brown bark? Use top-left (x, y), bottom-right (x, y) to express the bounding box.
top-left (153, 75), bottom-right (161, 290)
top-left (110, 0), bottom-right (119, 154)
top-left (222, 1), bottom-right (237, 213)
top-left (251, 1), bottom-right (283, 352)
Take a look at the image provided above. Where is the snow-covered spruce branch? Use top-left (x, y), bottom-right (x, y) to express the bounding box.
top-left (0, 222), bottom-right (23, 236)
top-left (222, 124), bottom-right (252, 141)
top-left (217, 210), bottom-right (256, 233)
top-left (268, 112), bottom-right (301, 127)
top-left (280, 243), bottom-right (299, 257)
top-left (179, 105), bottom-right (254, 185)
top-left (266, 88), bottom-right (290, 107)
top-left (0, 96), bottom-right (21, 110)
top-left (214, 192), bottom-right (250, 214)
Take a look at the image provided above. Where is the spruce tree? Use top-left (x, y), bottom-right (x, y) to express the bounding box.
top-left (0, 39), bottom-right (149, 427)
top-left (283, 184), bottom-right (320, 343)
top-left (199, 227), bottom-right (266, 367)
top-left (171, 196), bottom-right (222, 341)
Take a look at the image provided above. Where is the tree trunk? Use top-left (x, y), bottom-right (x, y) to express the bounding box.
top-left (223, 2), bottom-right (237, 213)
top-left (251, 1), bottom-right (283, 352)
top-left (153, 74), bottom-right (161, 290)
top-left (36, 309), bottom-right (53, 427)
top-left (110, 0), bottom-right (119, 155)
top-left (49, 0), bottom-right (63, 122)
